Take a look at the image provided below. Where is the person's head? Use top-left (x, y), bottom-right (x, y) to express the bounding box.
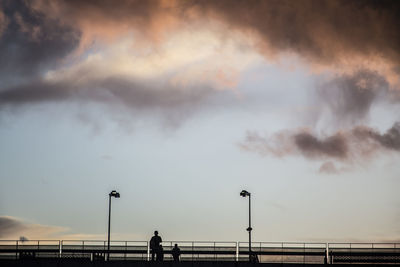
top-left (154, 230), bottom-right (158, 236)
top-left (174, 244), bottom-right (178, 247)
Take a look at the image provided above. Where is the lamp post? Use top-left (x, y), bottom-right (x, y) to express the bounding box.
top-left (107, 190), bottom-right (120, 261)
top-left (240, 190), bottom-right (252, 261)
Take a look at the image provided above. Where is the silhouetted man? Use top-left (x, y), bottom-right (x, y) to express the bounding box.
top-left (157, 244), bottom-right (164, 262)
top-left (150, 230), bottom-right (162, 261)
top-left (171, 243), bottom-right (181, 262)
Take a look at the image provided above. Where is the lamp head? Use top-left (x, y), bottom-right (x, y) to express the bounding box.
top-left (110, 190), bottom-right (120, 198)
top-left (240, 190), bottom-right (250, 197)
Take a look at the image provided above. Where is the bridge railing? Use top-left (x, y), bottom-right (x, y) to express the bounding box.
top-left (328, 242), bottom-right (400, 264)
top-left (161, 241), bottom-right (237, 261)
top-left (1, 240), bottom-right (399, 264)
top-left (239, 242), bottom-right (327, 264)
top-left (0, 240), bottom-right (61, 259)
top-left (61, 240), bottom-right (148, 260)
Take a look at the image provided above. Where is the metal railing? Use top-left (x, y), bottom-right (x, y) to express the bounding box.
top-left (239, 242), bottom-right (327, 264)
top-left (0, 240), bottom-right (399, 264)
top-left (158, 241), bottom-right (237, 261)
top-left (328, 242), bottom-right (400, 264)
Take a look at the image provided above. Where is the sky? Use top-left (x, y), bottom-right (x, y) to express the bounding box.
top-left (0, 0), bottom-right (399, 244)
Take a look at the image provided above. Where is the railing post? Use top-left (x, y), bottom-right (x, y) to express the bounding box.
top-left (147, 241), bottom-right (150, 261)
top-left (214, 242), bottom-right (216, 261)
top-left (236, 242), bottom-right (239, 262)
top-left (325, 243), bottom-right (328, 265)
top-left (125, 241), bottom-right (127, 260)
top-left (16, 240), bottom-right (18, 260)
top-left (349, 243), bottom-right (352, 264)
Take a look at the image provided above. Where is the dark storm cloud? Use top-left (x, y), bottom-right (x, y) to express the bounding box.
top-left (0, 76), bottom-right (215, 125)
top-left (0, 0), bottom-right (222, 124)
top-left (1, 0), bottom-right (400, 130)
top-left (294, 132), bottom-right (348, 159)
top-left (24, 0), bottom-right (400, 66)
top-left (0, 217), bottom-right (26, 238)
top-left (241, 122), bottom-right (400, 161)
top-left (2, 0), bottom-right (400, 94)
top-left (353, 123), bottom-right (400, 151)
top-left (0, 0), bottom-right (79, 86)
top-left (190, 0), bottom-right (400, 66)
top-left (99, 78), bottom-right (214, 111)
top-left (317, 70), bottom-right (391, 125)
top-left (0, 80), bottom-right (73, 104)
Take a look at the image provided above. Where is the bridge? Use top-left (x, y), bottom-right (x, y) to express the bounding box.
top-left (1, 240), bottom-right (399, 265)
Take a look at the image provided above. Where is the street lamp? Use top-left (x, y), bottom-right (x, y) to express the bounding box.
top-left (107, 190), bottom-right (120, 261)
top-left (240, 190), bottom-right (252, 261)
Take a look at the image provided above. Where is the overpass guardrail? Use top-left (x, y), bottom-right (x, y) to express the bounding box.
top-left (0, 240), bottom-right (399, 264)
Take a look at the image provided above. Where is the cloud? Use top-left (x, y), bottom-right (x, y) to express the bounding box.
top-left (0, 216), bottom-right (109, 240)
top-left (27, 0), bottom-right (186, 51)
top-left (353, 122), bottom-right (400, 151)
top-left (0, 216), bottom-right (26, 238)
top-left (193, 0), bottom-right (400, 72)
top-left (19, 0), bottom-right (400, 85)
top-left (241, 122), bottom-right (400, 163)
top-left (0, 80), bottom-right (72, 104)
top-left (27, 0), bottom-right (400, 66)
top-left (0, 0), bottom-right (260, 127)
top-left (294, 132), bottom-right (348, 159)
top-left (316, 70), bottom-right (394, 127)
top-left (239, 130), bottom-right (295, 158)
top-left (0, 75), bottom-right (218, 127)
top-left (0, 216), bottom-right (66, 239)
top-left (1, 0), bottom-right (400, 130)
top-left (0, 0), bottom-right (79, 87)
top-left (263, 69), bottom-right (399, 168)
top-left (319, 161), bottom-right (340, 174)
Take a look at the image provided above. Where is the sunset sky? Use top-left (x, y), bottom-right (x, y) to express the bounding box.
top-left (0, 0), bottom-right (399, 243)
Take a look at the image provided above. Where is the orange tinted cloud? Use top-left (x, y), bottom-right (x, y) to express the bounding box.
top-left (0, 216), bottom-right (67, 240)
top-left (192, 1), bottom-right (400, 64)
top-left (28, 0), bottom-right (189, 53)
top-left (1, 0), bottom-right (399, 132)
top-left (25, 0), bottom-right (400, 87)
top-left (0, 215), bottom-right (145, 241)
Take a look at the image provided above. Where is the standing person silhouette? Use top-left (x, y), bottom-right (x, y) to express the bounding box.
top-left (150, 231), bottom-right (162, 261)
top-left (171, 244), bottom-right (181, 262)
top-left (157, 244), bottom-right (164, 262)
